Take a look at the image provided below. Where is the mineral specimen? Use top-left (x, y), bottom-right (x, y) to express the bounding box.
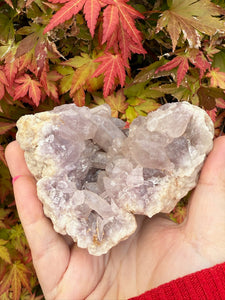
top-left (16, 102), bottom-right (214, 255)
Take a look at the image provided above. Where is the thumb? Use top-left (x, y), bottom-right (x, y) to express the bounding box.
top-left (185, 136), bottom-right (225, 241)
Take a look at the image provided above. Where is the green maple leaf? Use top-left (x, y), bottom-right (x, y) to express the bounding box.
top-left (9, 225), bottom-right (27, 255)
top-left (135, 100), bottom-right (161, 116)
top-left (157, 0), bottom-right (225, 51)
top-left (0, 239), bottom-right (11, 264)
top-left (61, 53), bottom-right (102, 97)
top-left (125, 105), bottom-right (138, 123)
top-left (0, 14), bottom-right (14, 43)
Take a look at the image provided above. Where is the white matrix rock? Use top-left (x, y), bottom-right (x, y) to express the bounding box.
top-left (16, 102), bottom-right (214, 255)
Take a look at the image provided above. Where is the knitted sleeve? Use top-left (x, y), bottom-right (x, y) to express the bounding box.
top-left (129, 262), bottom-right (225, 300)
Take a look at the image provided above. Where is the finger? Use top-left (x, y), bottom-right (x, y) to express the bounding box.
top-left (185, 136), bottom-right (225, 242)
top-left (5, 141), bottom-right (70, 298)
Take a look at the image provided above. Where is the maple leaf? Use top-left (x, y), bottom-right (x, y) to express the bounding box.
top-left (170, 205), bottom-right (187, 224)
top-left (156, 0), bottom-right (225, 51)
top-left (102, 5), bottom-right (119, 44)
top-left (44, 0), bottom-right (102, 37)
top-left (125, 105), bottom-right (138, 123)
top-left (0, 240), bottom-right (11, 264)
top-left (0, 261), bottom-right (31, 299)
top-left (0, 82), bottom-right (5, 100)
top-left (0, 122), bottom-right (16, 135)
top-left (197, 87), bottom-right (217, 110)
top-left (83, 0), bottom-right (102, 37)
top-left (41, 70), bottom-right (62, 102)
top-left (9, 224), bottom-right (27, 255)
top-left (44, 0), bottom-right (86, 34)
top-left (35, 40), bottom-right (48, 77)
top-left (18, 51), bottom-right (33, 73)
top-left (135, 100), bottom-right (161, 115)
top-left (0, 69), bottom-right (9, 86)
top-left (62, 53), bottom-right (101, 96)
top-left (93, 52), bottom-right (128, 97)
top-left (214, 110), bottom-right (225, 137)
top-left (117, 23), bottom-right (146, 63)
top-left (105, 89), bottom-right (128, 117)
top-left (189, 50), bottom-right (211, 79)
top-left (72, 88), bottom-right (85, 106)
top-left (216, 98), bottom-right (225, 109)
top-left (207, 68), bottom-right (225, 89)
top-left (113, 0), bottom-right (144, 48)
top-left (5, 52), bottom-right (19, 86)
top-left (15, 33), bottom-right (39, 59)
top-left (155, 56), bottom-right (189, 86)
top-left (14, 74), bottom-right (42, 106)
top-left (206, 107), bottom-right (217, 123)
top-left (57, 66), bottom-right (74, 94)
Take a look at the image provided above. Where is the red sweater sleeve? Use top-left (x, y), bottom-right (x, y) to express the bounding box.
top-left (129, 262), bottom-right (225, 299)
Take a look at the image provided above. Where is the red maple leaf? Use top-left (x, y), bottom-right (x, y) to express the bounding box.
top-left (83, 0), bottom-right (102, 37)
top-left (14, 74), bottom-right (42, 106)
top-left (156, 56), bottom-right (189, 86)
top-left (92, 52), bottom-right (128, 97)
top-left (189, 50), bottom-right (211, 79)
top-left (115, 0), bottom-right (144, 47)
top-left (0, 69), bottom-right (9, 86)
top-left (216, 98), bottom-right (225, 109)
top-left (117, 24), bottom-right (146, 62)
top-left (102, 5), bottom-right (119, 44)
top-left (206, 107), bottom-right (217, 123)
top-left (44, 0), bottom-right (102, 37)
top-left (102, 0), bottom-right (145, 54)
top-left (41, 70), bottom-right (62, 103)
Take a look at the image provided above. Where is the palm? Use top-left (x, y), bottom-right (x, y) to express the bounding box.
top-left (5, 137), bottom-right (225, 300)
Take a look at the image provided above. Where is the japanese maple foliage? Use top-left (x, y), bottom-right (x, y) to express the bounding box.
top-left (0, 0), bottom-right (225, 298)
top-left (44, 0), bottom-right (146, 95)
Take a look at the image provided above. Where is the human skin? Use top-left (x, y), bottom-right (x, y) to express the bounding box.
top-left (5, 136), bottom-right (225, 300)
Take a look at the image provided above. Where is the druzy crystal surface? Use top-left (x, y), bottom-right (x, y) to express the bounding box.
top-left (16, 102), bottom-right (214, 255)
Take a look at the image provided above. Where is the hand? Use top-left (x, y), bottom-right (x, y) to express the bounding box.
top-left (5, 137), bottom-right (225, 300)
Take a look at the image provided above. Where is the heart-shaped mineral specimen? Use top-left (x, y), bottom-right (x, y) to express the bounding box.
top-left (16, 102), bottom-right (214, 255)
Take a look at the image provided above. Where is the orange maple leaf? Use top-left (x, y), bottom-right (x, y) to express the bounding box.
top-left (0, 262), bottom-right (31, 299)
top-left (105, 89), bottom-right (128, 117)
top-left (207, 68), bottom-right (225, 89)
top-left (14, 74), bottom-right (42, 106)
top-left (5, 52), bottom-right (19, 86)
